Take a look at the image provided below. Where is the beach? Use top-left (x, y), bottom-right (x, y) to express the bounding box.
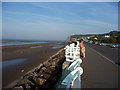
top-left (2, 41), bottom-right (66, 88)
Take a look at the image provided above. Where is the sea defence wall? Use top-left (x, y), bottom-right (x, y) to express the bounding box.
top-left (13, 49), bottom-right (65, 89)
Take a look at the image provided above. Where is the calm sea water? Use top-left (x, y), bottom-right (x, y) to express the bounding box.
top-left (1, 40), bottom-right (48, 46)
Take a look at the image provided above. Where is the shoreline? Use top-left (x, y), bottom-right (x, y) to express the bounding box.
top-left (2, 42), bottom-right (65, 61)
top-left (2, 43), bottom-right (51, 61)
top-left (2, 41), bottom-right (66, 88)
top-left (6, 49), bottom-right (64, 88)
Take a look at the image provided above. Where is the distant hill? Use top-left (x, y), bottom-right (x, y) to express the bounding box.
top-left (70, 34), bottom-right (99, 38)
top-left (97, 31), bottom-right (120, 37)
top-left (70, 30), bottom-right (120, 43)
top-left (108, 31), bottom-right (120, 37)
top-left (70, 31), bottom-right (120, 38)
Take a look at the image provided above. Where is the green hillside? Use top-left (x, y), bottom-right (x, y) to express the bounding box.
top-left (70, 30), bottom-right (120, 44)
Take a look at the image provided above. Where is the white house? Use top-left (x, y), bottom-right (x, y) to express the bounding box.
top-left (104, 35), bottom-right (110, 38)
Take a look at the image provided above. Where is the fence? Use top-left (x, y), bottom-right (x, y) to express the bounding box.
top-left (60, 41), bottom-right (83, 89)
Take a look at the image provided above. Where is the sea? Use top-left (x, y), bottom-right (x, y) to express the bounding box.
top-left (0, 39), bottom-right (53, 46)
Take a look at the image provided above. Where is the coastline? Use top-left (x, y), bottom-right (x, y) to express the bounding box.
top-left (2, 41), bottom-right (66, 88)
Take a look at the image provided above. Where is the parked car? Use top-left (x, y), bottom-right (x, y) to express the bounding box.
top-left (110, 44), bottom-right (120, 48)
top-left (88, 41), bottom-right (93, 44)
top-left (95, 42), bottom-right (98, 45)
top-left (98, 43), bottom-right (107, 46)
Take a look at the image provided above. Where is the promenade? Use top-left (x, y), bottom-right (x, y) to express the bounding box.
top-left (59, 41), bottom-right (119, 89)
top-left (81, 43), bottom-right (119, 88)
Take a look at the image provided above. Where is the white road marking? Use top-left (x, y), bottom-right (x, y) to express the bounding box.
top-left (87, 45), bottom-right (116, 65)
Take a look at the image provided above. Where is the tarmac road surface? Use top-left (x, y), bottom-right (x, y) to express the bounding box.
top-left (81, 43), bottom-right (119, 88)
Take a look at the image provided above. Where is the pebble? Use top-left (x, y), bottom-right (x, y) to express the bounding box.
top-left (21, 69), bottom-right (24, 72)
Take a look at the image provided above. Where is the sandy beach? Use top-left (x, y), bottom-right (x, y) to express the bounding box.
top-left (2, 41), bottom-right (66, 88)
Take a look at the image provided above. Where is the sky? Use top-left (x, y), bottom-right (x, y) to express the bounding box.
top-left (2, 2), bottom-right (118, 40)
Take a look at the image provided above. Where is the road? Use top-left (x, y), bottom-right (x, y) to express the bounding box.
top-left (81, 43), bottom-right (119, 88)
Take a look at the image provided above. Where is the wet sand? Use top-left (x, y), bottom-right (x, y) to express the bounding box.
top-left (2, 41), bottom-right (66, 88)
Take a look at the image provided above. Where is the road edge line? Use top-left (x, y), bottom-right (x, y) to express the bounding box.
top-left (87, 45), bottom-right (116, 65)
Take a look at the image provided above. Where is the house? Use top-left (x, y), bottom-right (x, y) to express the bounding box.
top-left (104, 35), bottom-right (110, 38)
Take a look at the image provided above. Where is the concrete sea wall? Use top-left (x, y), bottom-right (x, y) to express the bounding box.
top-left (13, 49), bottom-right (65, 89)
